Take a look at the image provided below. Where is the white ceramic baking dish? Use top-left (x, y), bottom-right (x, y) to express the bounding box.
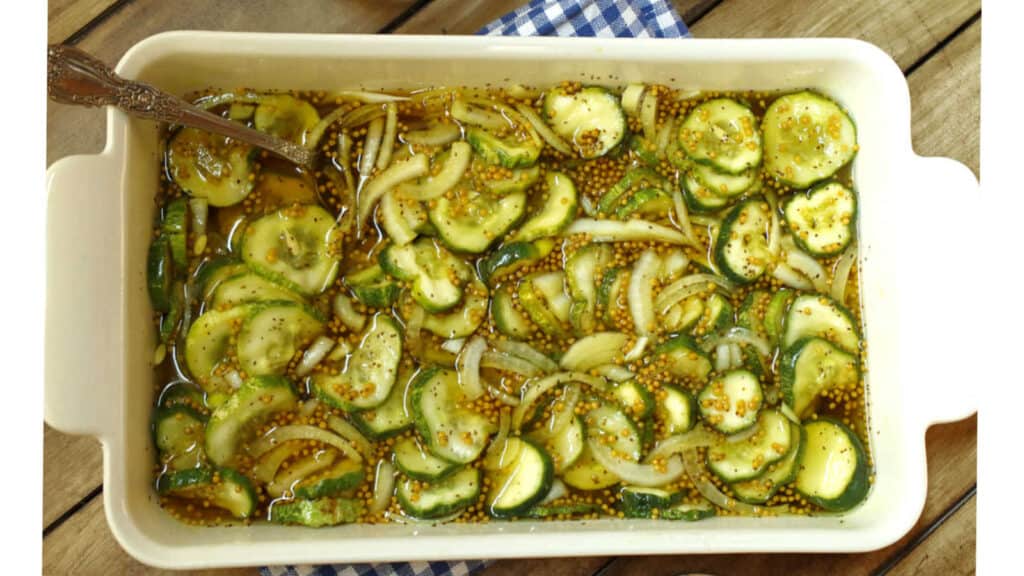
top-left (44, 32), bottom-right (978, 569)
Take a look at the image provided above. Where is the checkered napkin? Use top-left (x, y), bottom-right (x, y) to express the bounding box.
top-left (261, 2), bottom-right (688, 576)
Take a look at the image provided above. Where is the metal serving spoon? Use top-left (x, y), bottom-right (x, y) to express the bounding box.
top-left (47, 44), bottom-right (315, 167)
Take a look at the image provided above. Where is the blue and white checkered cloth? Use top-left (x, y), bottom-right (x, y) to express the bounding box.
top-left (262, 2), bottom-right (687, 575)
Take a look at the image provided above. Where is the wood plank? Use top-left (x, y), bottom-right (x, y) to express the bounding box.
top-left (691, 0), bottom-right (978, 71)
top-left (600, 416), bottom-right (976, 576)
top-left (43, 424), bottom-right (103, 528)
top-left (394, 0), bottom-right (717, 34)
top-left (48, 0), bottom-right (120, 44)
top-left (42, 497), bottom-right (255, 576)
top-left (46, 0), bottom-right (418, 166)
top-left (889, 494), bottom-right (976, 576)
top-left (908, 19), bottom-right (980, 174)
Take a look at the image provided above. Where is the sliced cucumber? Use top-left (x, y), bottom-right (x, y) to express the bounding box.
top-left (253, 94), bottom-right (320, 144)
top-left (560, 332), bottom-right (629, 372)
top-left (270, 497), bottom-right (363, 527)
top-left (795, 418), bottom-right (869, 511)
top-left (162, 197), bottom-right (189, 270)
top-left (539, 414), bottom-right (586, 473)
top-left (344, 264), bottom-right (400, 308)
top-left (731, 422), bottom-right (804, 504)
top-left (418, 278), bottom-right (489, 338)
top-left (652, 334), bottom-right (712, 384)
top-left (241, 204), bottom-right (341, 295)
top-left (393, 435), bottom-right (460, 481)
top-left (597, 168), bottom-right (671, 214)
top-left (195, 256), bottom-right (248, 302)
top-left (615, 187), bottom-right (672, 219)
top-left (410, 367), bottom-right (496, 463)
top-left (158, 382), bottom-right (207, 412)
top-left (209, 272), bottom-right (304, 309)
top-left (566, 244), bottom-right (613, 334)
top-left (379, 238), bottom-right (473, 313)
top-left (147, 235), bottom-right (173, 312)
top-left (781, 293), bottom-right (860, 353)
top-left (661, 501), bottom-right (716, 521)
top-left (681, 172), bottom-right (732, 213)
top-left (597, 267), bottom-right (631, 329)
top-left (396, 142), bottom-right (472, 200)
top-left (662, 296), bottom-right (705, 334)
top-left (160, 281), bottom-right (185, 344)
top-left (694, 292), bottom-right (734, 336)
top-left (236, 302), bottom-right (325, 377)
top-left (205, 375), bottom-right (298, 466)
top-left (397, 466), bottom-right (482, 519)
top-left (715, 197), bottom-right (772, 284)
top-left (706, 409), bottom-right (793, 482)
top-left (562, 404), bottom-right (641, 491)
top-left (523, 502), bottom-right (602, 518)
top-left (780, 337), bottom-right (860, 418)
top-left (764, 288), bottom-right (796, 344)
top-left (313, 314), bottom-right (403, 411)
top-left (379, 189), bottom-right (426, 246)
top-left (157, 467), bottom-right (257, 519)
top-left (509, 171), bottom-right (578, 243)
top-left (762, 91), bottom-right (857, 188)
top-left (293, 459), bottom-right (365, 500)
top-left (679, 98), bottom-right (762, 174)
top-left (488, 438), bottom-right (554, 518)
top-left (465, 126), bottom-right (541, 169)
top-left (518, 271), bottom-right (570, 338)
top-left (698, 369), bottom-right (763, 434)
top-left (430, 188), bottom-right (526, 253)
top-left (152, 406), bottom-right (206, 471)
top-left (481, 164), bottom-right (541, 195)
top-left (350, 366), bottom-right (414, 439)
top-left (737, 289), bottom-right (772, 338)
top-left (167, 127), bottom-right (255, 207)
top-left (621, 486), bottom-right (675, 518)
top-left (784, 181), bottom-right (857, 257)
top-left (491, 283), bottom-right (536, 339)
top-left (654, 384), bottom-right (698, 437)
top-left (691, 163), bottom-right (758, 198)
top-left (611, 380), bottom-right (655, 420)
top-left (184, 305), bottom-right (250, 393)
top-left (478, 239), bottom-right (556, 286)
top-left (543, 86), bottom-right (626, 158)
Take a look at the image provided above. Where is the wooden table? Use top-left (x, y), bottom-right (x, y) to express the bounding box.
top-left (44, 1), bottom-right (979, 574)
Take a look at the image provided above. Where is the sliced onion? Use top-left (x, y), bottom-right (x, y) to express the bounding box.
top-left (358, 116), bottom-right (384, 188)
top-left (253, 442), bottom-right (302, 484)
top-left (188, 198), bottom-right (208, 236)
top-left (725, 425), bottom-right (760, 444)
top-left (403, 122), bottom-right (461, 147)
top-left (267, 450), bottom-right (336, 497)
top-left (296, 336), bottom-right (335, 378)
top-left (565, 218), bottom-right (692, 245)
top-left (714, 343), bottom-right (731, 372)
top-left (456, 336), bottom-right (487, 400)
top-left (540, 479), bottom-right (567, 505)
top-left (701, 327), bottom-right (772, 358)
top-left (327, 339), bottom-right (351, 362)
top-left (386, 509), bottom-right (464, 525)
top-left (333, 293), bottom-right (366, 332)
top-left (785, 244), bottom-right (829, 293)
top-left (655, 273), bottom-right (734, 314)
top-left (592, 364), bottom-right (635, 382)
top-left (645, 426), bottom-right (722, 462)
top-left (304, 105), bottom-right (349, 151)
top-left (326, 414), bottom-right (374, 460)
top-left (656, 115), bottom-right (676, 158)
top-left (639, 91), bottom-right (658, 140)
top-left (690, 214), bottom-right (722, 228)
top-left (729, 343), bottom-right (744, 368)
top-left (450, 97), bottom-right (512, 131)
top-left (588, 438), bottom-right (685, 487)
top-left (514, 103), bottom-right (574, 156)
top-left (513, 371), bottom-right (607, 430)
top-left (441, 338), bottom-right (466, 354)
top-left (671, 189), bottom-right (697, 244)
top-left (623, 335), bottom-right (649, 363)
top-left (299, 398), bottom-right (320, 418)
top-left (342, 103), bottom-right (387, 129)
top-left (357, 154), bottom-right (429, 227)
top-left (481, 351), bottom-right (542, 377)
top-left (780, 403), bottom-right (801, 424)
top-left (831, 244), bottom-right (857, 305)
top-left (492, 340), bottom-right (557, 372)
top-left (530, 384), bottom-right (580, 442)
top-left (375, 103), bottom-right (399, 171)
top-left (579, 195), bottom-right (597, 217)
top-left (560, 332), bottom-right (629, 371)
top-left (405, 305), bottom-right (424, 344)
top-left (773, 262), bottom-right (814, 290)
top-left (487, 384), bottom-right (522, 406)
top-left (483, 408), bottom-right (513, 471)
top-left (370, 460), bottom-right (397, 515)
top-left (336, 132), bottom-right (356, 196)
top-left (630, 251), bottom-right (660, 336)
top-left (621, 84), bottom-right (647, 116)
top-left (766, 189), bottom-right (782, 260)
top-left (682, 449), bottom-right (787, 515)
top-left (224, 370), bottom-right (244, 390)
top-left (249, 425), bottom-right (362, 462)
top-left (330, 90), bottom-right (409, 103)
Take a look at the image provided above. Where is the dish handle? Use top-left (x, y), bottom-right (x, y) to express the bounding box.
top-left (44, 152), bottom-right (122, 440)
top-left (900, 155), bottom-right (979, 428)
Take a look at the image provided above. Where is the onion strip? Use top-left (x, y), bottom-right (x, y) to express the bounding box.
top-left (655, 273), bottom-right (734, 313)
top-left (295, 335), bottom-right (336, 377)
top-left (249, 425), bottom-right (362, 462)
top-left (491, 340), bottom-right (557, 372)
top-left (333, 293), bottom-right (366, 332)
top-left (831, 244), bottom-right (857, 305)
top-left (480, 351), bottom-right (542, 377)
top-left (487, 384), bottom-right (522, 406)
top-left (645, 426), bottom-right (722, 462)
top-left (342, 103), bottom-right (387, 129)
top-left (588, 438), bottom-right (685, 487)
top-left (375, 103), bottom-right (399, 171)
top-left (188, 198), bottom-right (208, 236)
top-left (483, 409), bottom-right (513, 471)
top-left (513, 371), bottom-right (607, 430)
top-left (671, 190), bottom-right (697, 244)
top-left (329, 90), bottom-right (409, 103)
top-left (715, 343), bottom-right (731, 372)
top-left (358, 117), bottom-right (384, 187)
top-left (514, 103), bottom-right (574, 156)
top-left (772, 262), bottom-right (814, 290)
top-left (456, 336), bottom-right (487, 400)
top-left (267, 451), bottom-right (336, 498)
top-left (683, 449), bottom-right (787, 515)
top-left (592, 364), bottom-right (635, 382)
top-left (565, 218), bottom-right (693, 245)
top-left (785, 244), bottom-right (829, 293)
top-left (630, 251), bottom-right (660, 336)
top-left (402, 122), bottom-right (461, 146)
top-left (701, 327), bottom-right (772, 358)
top-left (639, 90), bottom-right (659, 140)
top-left (766, 189), bottom-right (782, 260)
top-left (530, 384), bottom-right (581, 442)
top-left (370, 460), bottom-right (397, 515)
top-left (253, 442), bottom-right (302, 484)
top-left (357, 154), bottom-right (430, 227)
top-left (326, 415), bottom-right (374, 460)
top-left (304, 105), bottom-right (348, 151)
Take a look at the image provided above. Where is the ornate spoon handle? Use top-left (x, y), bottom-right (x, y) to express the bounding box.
top-left (47, 44), bottom-right (314, 167)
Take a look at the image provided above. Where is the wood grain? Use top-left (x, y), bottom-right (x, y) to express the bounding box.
top-left (45, 0), bottom-right (418, 166)
top-left (691, 0), bottom-right (978, 71)
top-left (48, 0), bottom-right (120, 43)
top-left (889, 494), bottom-right (976, 576)
top-left (43, 424), bottom-right (103, 528)
top-left (909, 19), bottom-right (980, 174)
top-left (42, 496), bottom-right (255, 576)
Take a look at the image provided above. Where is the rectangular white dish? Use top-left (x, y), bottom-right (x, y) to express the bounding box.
top-left (44, 32), bottom-right (978, 569)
